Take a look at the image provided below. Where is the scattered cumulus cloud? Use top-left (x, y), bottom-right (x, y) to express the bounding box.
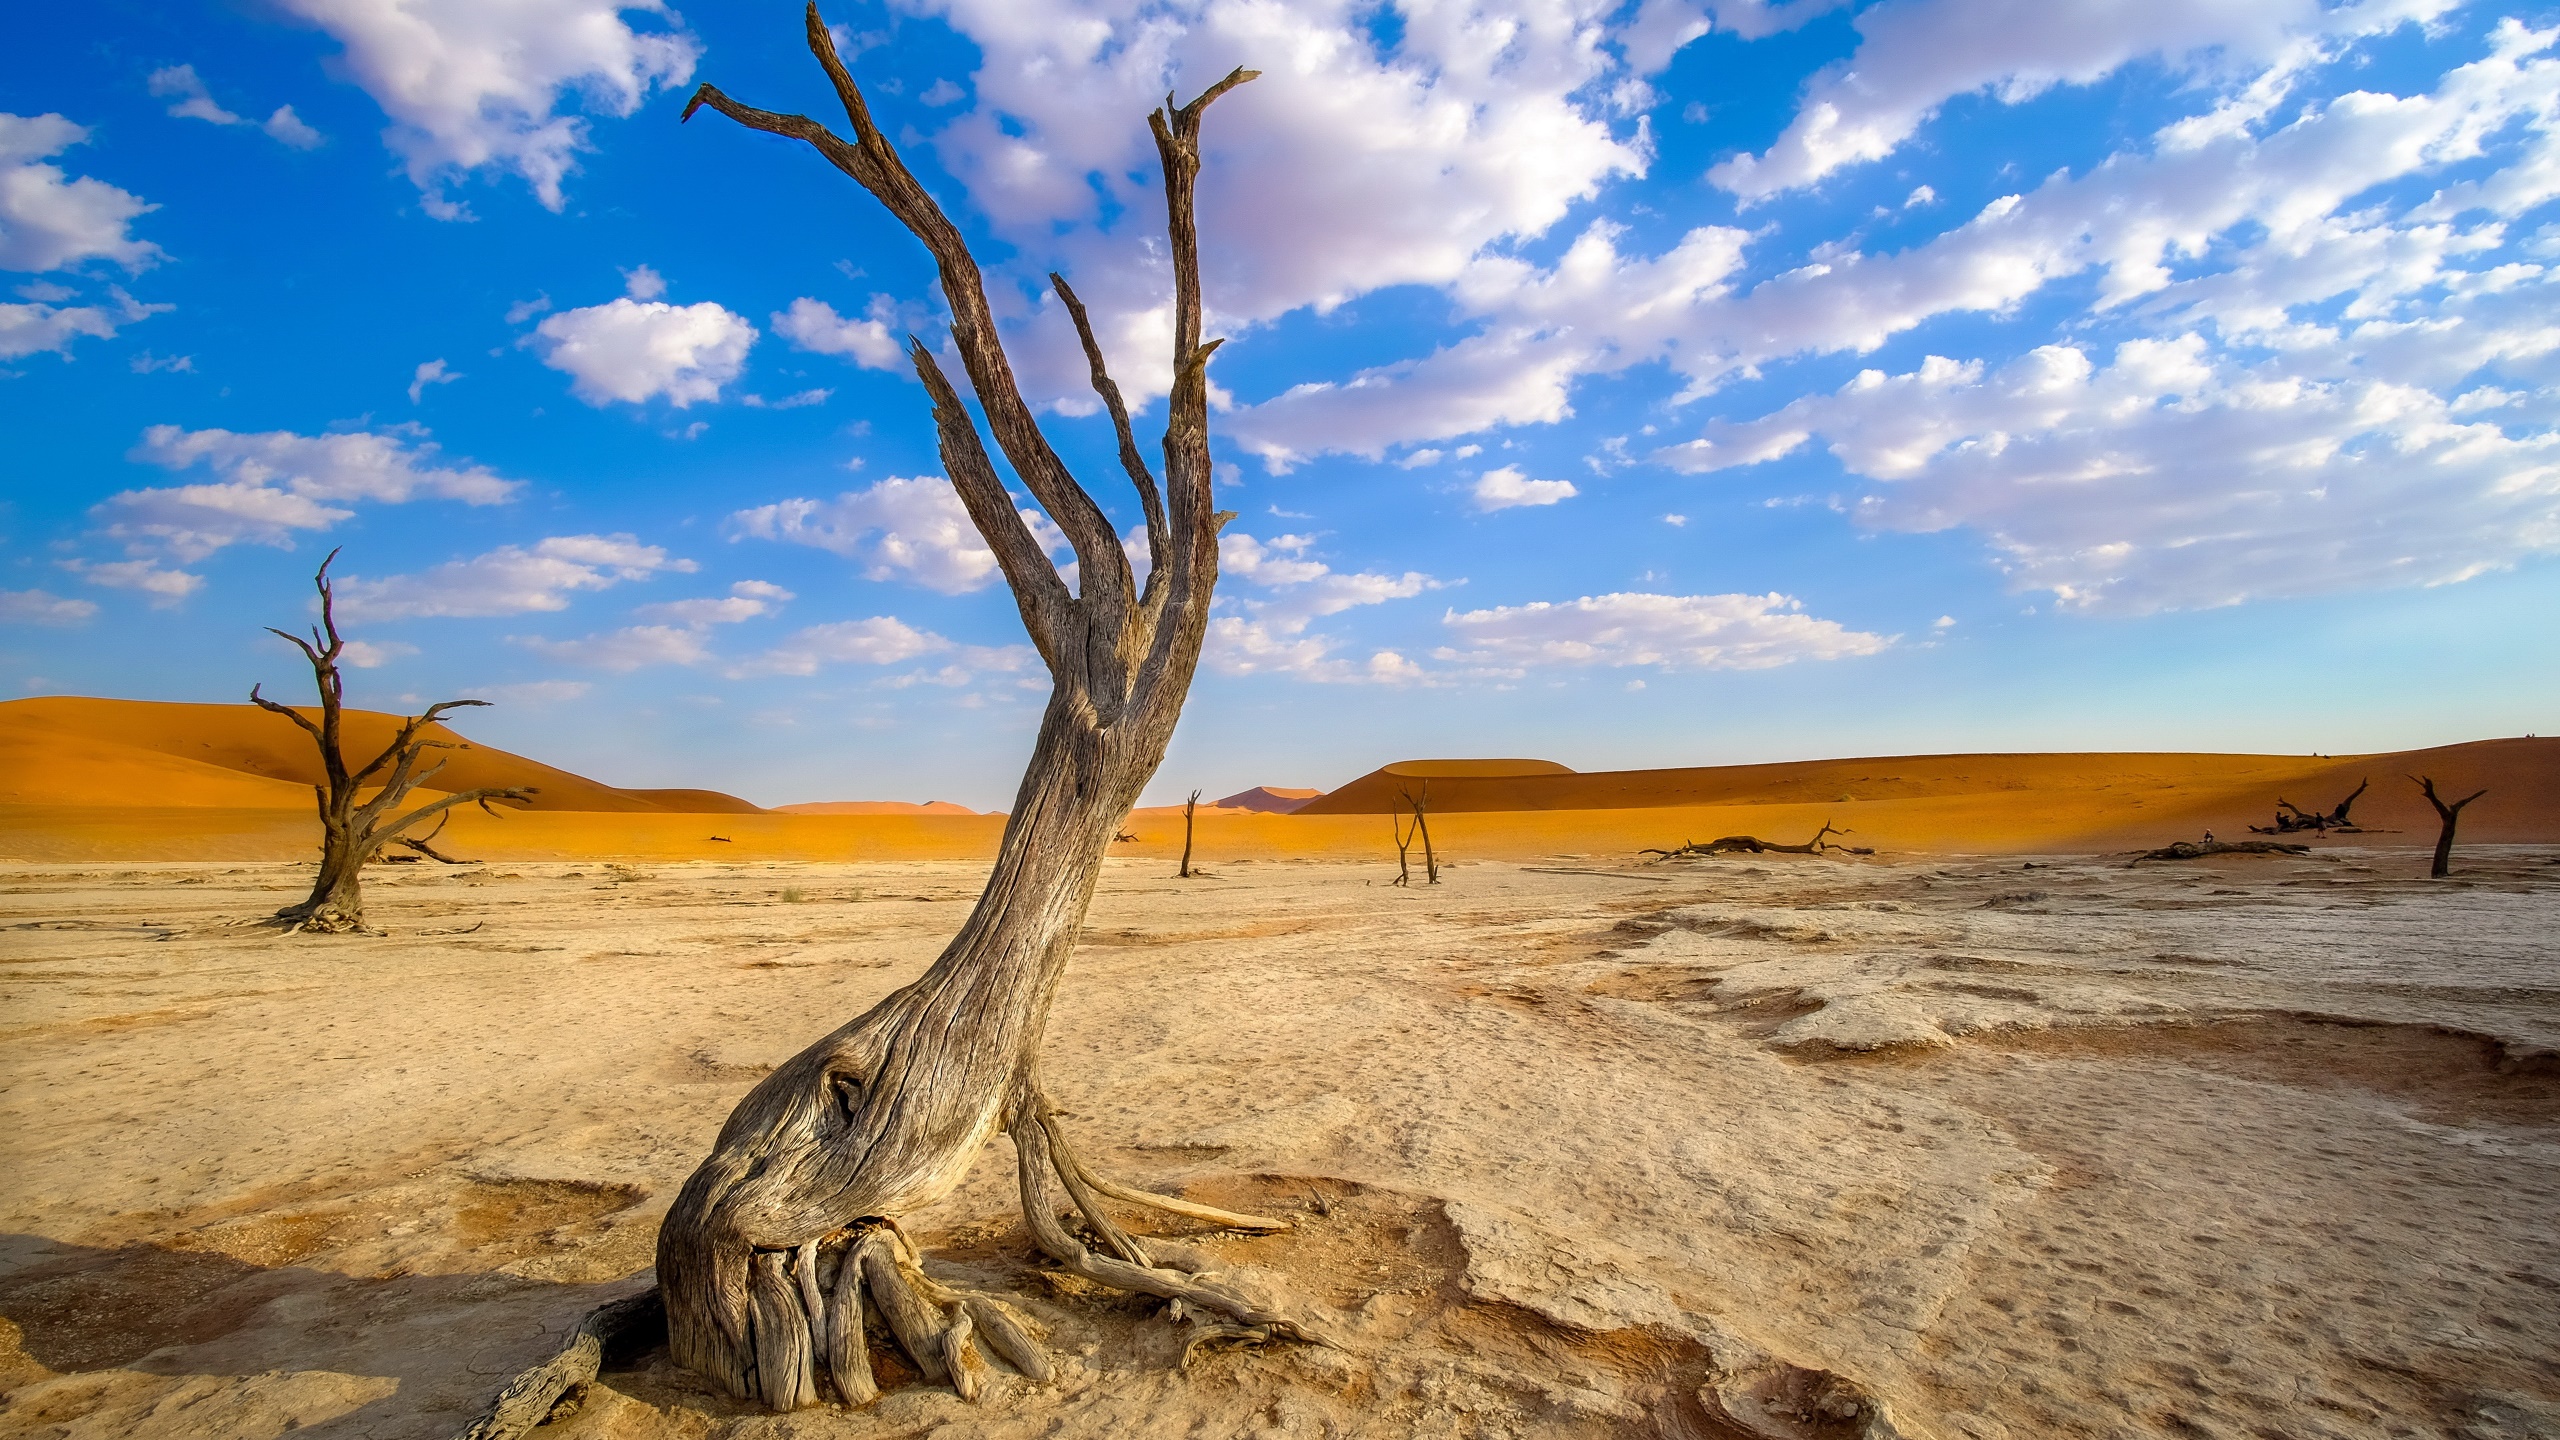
top-left (0, 113), bottom-right (162, 272)
top-left (270, 0), bottom-right (699, 217)
top-left (335, 533), bottom-right (691, 619)
top-left (97, 424), bottom-right (518, 562)
top-left (1439, 591), bottom-right (1890, 670)
top-left (1471, 465), bottom-right (1579, 510)
top-left (0, 287), bottom-right (168, 361)
top-left (0, 589), bottom-right (98, 625)
top-left (529, 275), bottom-right (754, 406)
top-left (148, 66), bottom-right (325, 148)
top-left (772, 295), bottom-right (907, 370)
top-left (1206, 532), bottom-right (1435, 681)
top-left (409, 358), bottom-right (460, 402)
top-left (728, 476), bottom-right (1069, 594)
top-left (60, 558), bottom-right (204, 605)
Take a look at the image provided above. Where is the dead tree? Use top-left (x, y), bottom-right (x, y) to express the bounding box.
top-left (1178, 789), bottom-right (1201, 878)
top-left (1390, 808), bottom-right (1417, 886)
top-left (608, 11), bottom-right (1314, 1417)
top-left (252, 551), bottom-right (532, 934)
top-left (1398, 783), bottom-right (1441, 884)
top-left (1643, 821), bottom-right (1869, 859)
top-left (2412, 775), bottom-right (2486, 878)
top-left (2251, 777), bottom-right (2370, 834)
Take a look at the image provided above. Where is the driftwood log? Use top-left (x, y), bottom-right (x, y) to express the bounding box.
top-left (2130, 839), bottom-right (2311, 863)
top-left (456, 9), bottom-right (1323, 1428)
top-left (253, 551), bottom-right (531, 933)
top-left (1643, 822), bottom-right (1872, 859)
top-left (2413, 775), bottom-right (2486, 878)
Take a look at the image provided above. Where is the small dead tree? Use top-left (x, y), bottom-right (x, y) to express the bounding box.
top-left (2130, 838), bottom-right (2310, 864)
top-left (571, 10), bottom-right (1320, 1420)
top-left (1398, 783), bottom-right (1441, 884)
top-left (252, 552), bottom-right (532, 934)
top-left (1390, 808), bottom-right (1417, 886)
top-left (1178, 789), bottom-right (1202, 878)
top-left (2412, 775), bottom-right (2486, 878)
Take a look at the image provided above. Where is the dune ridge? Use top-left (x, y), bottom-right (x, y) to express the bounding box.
top-left (0, 697), bottom-right (761, 814)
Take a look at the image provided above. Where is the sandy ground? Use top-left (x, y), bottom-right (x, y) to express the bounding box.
top-left (3, 848), bottom-right (2557, 1440)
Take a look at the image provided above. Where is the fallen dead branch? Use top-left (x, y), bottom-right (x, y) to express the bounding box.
top-left (2144, 839), bottom-right (2313, 861)
top-left (1642, 821), bottom-right (1872, 859)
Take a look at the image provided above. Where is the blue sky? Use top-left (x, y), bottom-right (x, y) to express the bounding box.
top-left (5, 0), bottom-right (2557, 809)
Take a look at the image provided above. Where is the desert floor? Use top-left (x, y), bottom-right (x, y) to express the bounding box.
top-left (3, 848), bottom-right (2557, 1440)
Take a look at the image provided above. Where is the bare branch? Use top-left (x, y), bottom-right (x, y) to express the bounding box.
top-left (909, 339), bottom-right (1072, 660)
top-left (685, 6), bottom-right (1131, 605)
top-left (248, 681), bottom-right (324, 741)
top-left (1050, 272), bottom-right (1167, 581)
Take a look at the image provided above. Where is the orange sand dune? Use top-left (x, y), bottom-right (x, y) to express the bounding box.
top-left (2, 703), bottom-right (2547, 864)
top-left (0, 697), bottom-right (761, 814)
top-left (775, 800), bottom-right (981, 815)
top-left (1304, 739), bottom-right (2555, 828)
top-left (1215, 786), bottom-right (1324, 813)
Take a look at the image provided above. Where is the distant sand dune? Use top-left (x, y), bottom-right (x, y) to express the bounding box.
top-left (0, 697), bottom-right (762, 814)
top-left (774, 800), bottom-right (981, 815)
top-left (1, 696), bottom-right (2548, 862)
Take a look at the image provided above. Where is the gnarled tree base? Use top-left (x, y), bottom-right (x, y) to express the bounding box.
top-left (464, 1093), bottom-right (1330, 1438)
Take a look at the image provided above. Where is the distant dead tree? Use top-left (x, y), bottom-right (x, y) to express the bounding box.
top-left (252, 551), bottom-right (532, 935)
top-left (2412, 775), bottom-right (2486, 878)
top-left (1397, 783), bottom-right (1441, 884)
top-left (1390, 808), bottom-right (1417, 886)
top-left (1643, 821), bottom-right (1870, 859)
top-left (2251, 777), bottom-right (2370, 835)
top-left (1178, 789), bottom-right (1202, 878)
top-left (470, 13), bottom-right (1320, 1425)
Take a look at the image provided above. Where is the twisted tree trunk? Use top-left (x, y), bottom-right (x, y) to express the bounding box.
top-left (254, 551), bottom-right (532, 934)
top-left (644, 9), bottom-right (1320, 1414)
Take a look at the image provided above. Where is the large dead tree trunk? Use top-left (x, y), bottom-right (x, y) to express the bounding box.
top-left (646, 9), bottom-right (1318, 1414)
top-left (2413, 775), bottom-right (2486, 878)
top-left (253, 551), bottom-right (532, 934)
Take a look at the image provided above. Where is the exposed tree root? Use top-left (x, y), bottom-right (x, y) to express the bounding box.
top-left (455, 1289), bottom-right (663, 1440)
top-left (462, 1088), bottom-right (1324, 1435)
top-left (1643, 822), bottom-right (1873, 859)
top-left (2250, 777), bottom-right (2371, 835)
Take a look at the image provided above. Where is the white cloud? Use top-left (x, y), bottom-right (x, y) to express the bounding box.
top-left (335, 533), bottom-right (691, 619)
top-left (728, 476), bottom-right (1068, 594)
top-left (0, 287), bottom-right (168, 360)
top-left (1233, 18), bottom-right (2560, 473)
top-left (731, 617), bottom-right (949, 676)
top-left (272, 0), bottom-right (699, 216)
top-left (1709, 0), bottom-right (2453, 200)
top-left (0, 588), bottom-right (97, 625)
top-left (1670, 336), bottom-right (2560, 613)
top-left (772, 295), bottom-right (907, 371)
top-left (1472, 465), bottom-right (1579, 510)
top-left (632, 579), bottom-right (794, 626)
top-left (338, 638), bottom-right (418, 668)
top-left (529, 293), bottom-right (753, 406)
top-left (265, 106), bottom-right (326, 149)
top-left (1439, 591), bottom-right (1890, 669)
top-left (0, 113), bottom-right (162, 272)
top-left (621, 263), bottom-right (666, 300)
top-left (519, 623), bottom-right (711, 671)
top-left (61, 558), bottom-right (204, 605)
top-left (101, 424), bottom-right (519, 560)
top-left (1206, 531), bottom-right (1434, 680)
top-left (148, 66), bottom-right (244, 126)
top-left (409, 358), bottom-right (461, 402)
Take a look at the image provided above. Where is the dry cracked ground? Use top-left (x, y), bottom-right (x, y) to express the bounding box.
top-left (2, 847), bottom-right (2556, 1440)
